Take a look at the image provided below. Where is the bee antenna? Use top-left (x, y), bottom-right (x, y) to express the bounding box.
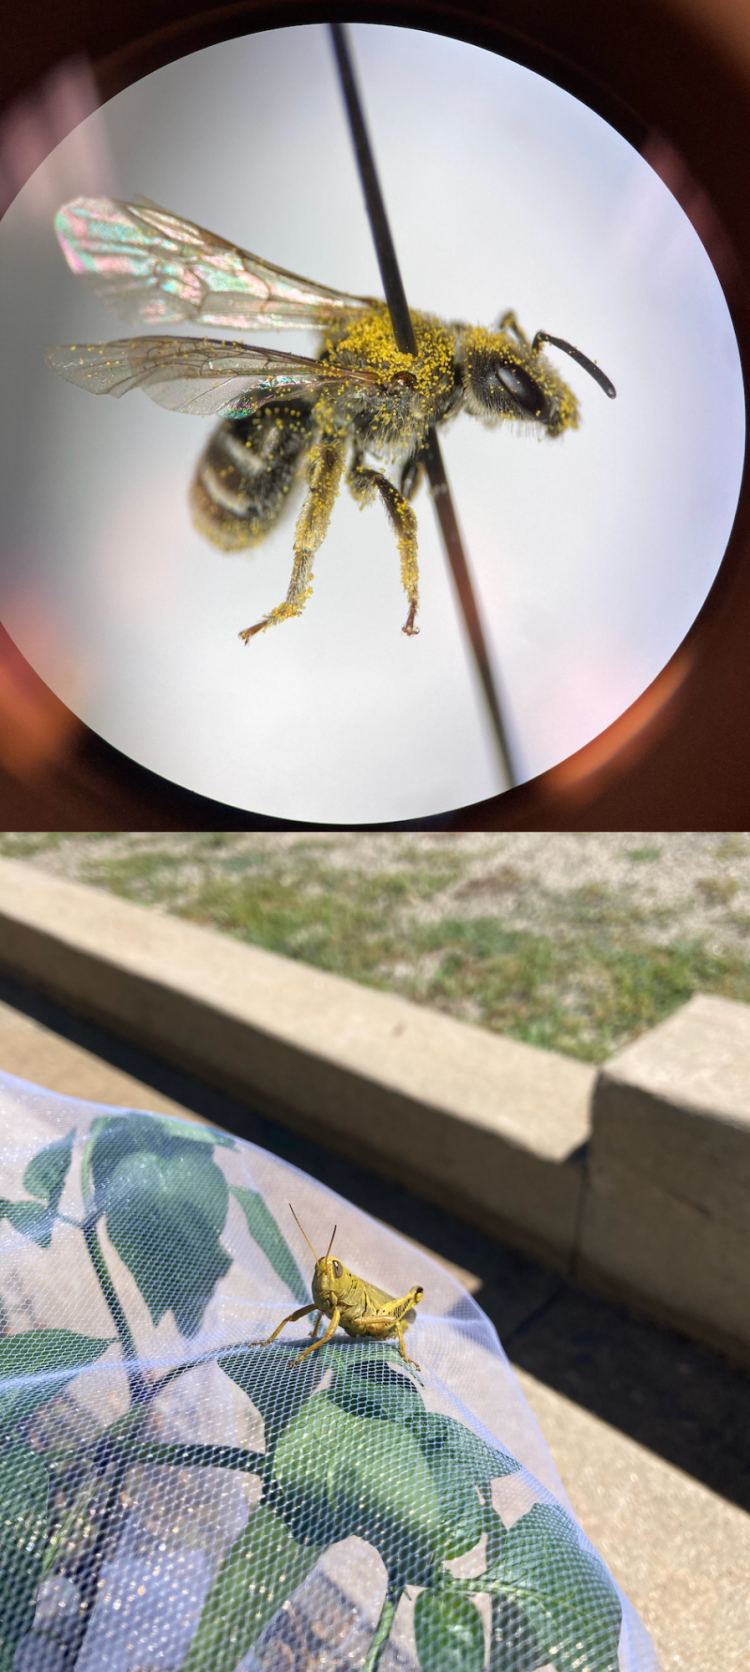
top-left (289, 1203), bottom-right (318, 1261)
top-left (532, 330), bottom-right (616, 399)
top-left (325, 1224), bottom-right (337, 1259)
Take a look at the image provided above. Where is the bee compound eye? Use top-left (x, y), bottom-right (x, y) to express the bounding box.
top-left (491, 359), bottom-right (546, 415)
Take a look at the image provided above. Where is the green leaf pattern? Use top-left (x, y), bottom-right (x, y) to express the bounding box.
top-left (480, 1504), bottom-right (622, 1672)
top-left (230, 1186), bottom-right (309, 1305)
top-left (104, 1148), bottom-right (232, 1336)
top-left (0, 1442), bottom-right (49, 1671)
top-left (0, 1117), bottom-right (625, 1672)
top-left (0, 1131), bottom-right (74, 1248)
top-left (415, 1591), bottom-right (486, 1672)
top-left (181, 1505), bottom-right (322, 1672)
top-left (0, 1330), bottom-right (112, 1436)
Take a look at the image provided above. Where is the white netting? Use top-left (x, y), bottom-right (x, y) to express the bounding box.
top-left (0, 1070), bottom-right (661, 1672)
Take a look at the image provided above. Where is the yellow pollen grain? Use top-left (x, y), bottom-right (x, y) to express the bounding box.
top-left (464, 324), bottom-right (579, 432)
top-left (328, 309), bottom-right (454, 396)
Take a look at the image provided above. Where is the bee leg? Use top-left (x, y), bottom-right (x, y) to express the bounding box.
top-left (497, 310), bottom-right (529, 347)
top-left (251, 1302), bottom-right (315, 1348)
top-left (239, 439), bottom-right (345, 640)
top-left (292, 1306), bottom-right (341, 1367)
top-left (348, 460), bottom-right (419, 636)
top-left (399, 453), bottom-right (425, 503)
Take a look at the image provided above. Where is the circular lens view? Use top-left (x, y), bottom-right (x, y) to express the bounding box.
top-left (0, 24), bottom-right (744, 821)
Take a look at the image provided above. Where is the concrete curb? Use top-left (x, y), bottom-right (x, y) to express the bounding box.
top-left (0, 859), bottom-right (592, 1269)
top-left (577, 994), bottom-right (750, 1369)
top-left (0, 858), bottom-right (748, 1367)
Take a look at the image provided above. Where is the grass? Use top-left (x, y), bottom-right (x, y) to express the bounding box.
top-left (48, 841), bottom-right (750, 1065)
top-left (406, 917), bottom-right (750, 1061)
top-left (4, 834), bottom-right (750, 1064)
top-left (0, 833), bottom-right (69, 858)
top-left (714, 835), bottom-right (750, 861)
top-left (696, 876), bottom-right (740, 907)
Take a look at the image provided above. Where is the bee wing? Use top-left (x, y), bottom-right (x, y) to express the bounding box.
top-left (44, 335), bottom-right (382, 418)
top-left (54, 196), bottom-right (376, 331)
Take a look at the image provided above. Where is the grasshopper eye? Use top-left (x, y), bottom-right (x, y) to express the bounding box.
top-left (332, 1259), bottom-right (343, 1279)
top-left (491, 359), bottom-right (547, 417)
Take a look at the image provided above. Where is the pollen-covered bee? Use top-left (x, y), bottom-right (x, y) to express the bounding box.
top-left (45, 197), bottom-right (615, 640)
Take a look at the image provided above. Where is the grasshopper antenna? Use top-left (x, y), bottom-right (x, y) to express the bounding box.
top-left (325, 1224), bottom-right (337, 1259)
top-left (289, 1203), bottom-right (319, 1260)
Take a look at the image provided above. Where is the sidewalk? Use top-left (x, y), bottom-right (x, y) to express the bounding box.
top-left (0, 980), bottom-right (747, 1671)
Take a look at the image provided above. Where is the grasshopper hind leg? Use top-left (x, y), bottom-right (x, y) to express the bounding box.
top-left (394, 1320), bottom-right (420, 1372)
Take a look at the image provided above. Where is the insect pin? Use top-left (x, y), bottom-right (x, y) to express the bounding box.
top-left (45, 196), bottom-right (616, 643)
top-left (251, 1206), bottom-right (424, 1370)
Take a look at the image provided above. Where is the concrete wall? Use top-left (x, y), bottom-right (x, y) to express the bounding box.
top-left (0, 858), bottom-right (747, 1367)
top-left (578, 994), bottom-right (750, 1366)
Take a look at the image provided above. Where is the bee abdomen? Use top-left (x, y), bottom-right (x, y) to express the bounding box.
top-left (189, 402), bottom-right (313, 551)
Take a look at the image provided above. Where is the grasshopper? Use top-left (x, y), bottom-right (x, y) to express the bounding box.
top-left (252, 1206), bottom-right (424, 1369)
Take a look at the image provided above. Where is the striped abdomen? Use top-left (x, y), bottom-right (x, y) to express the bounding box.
top-left (189, 401), bottom-right (314, 551)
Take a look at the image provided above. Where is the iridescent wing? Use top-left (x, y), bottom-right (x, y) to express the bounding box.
top-left (44, 335), bottom-right (383, 418)
top-left (54, 196), bottom-right (376, 331)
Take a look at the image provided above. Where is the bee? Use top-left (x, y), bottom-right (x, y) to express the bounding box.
top-left (252, 1207), bottom-right (424, 1370)
top-left (45, 196), bottom-right (615, 641)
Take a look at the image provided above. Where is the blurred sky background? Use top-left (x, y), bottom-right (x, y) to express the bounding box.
top-left (0, 23), bottom-right (744, 822)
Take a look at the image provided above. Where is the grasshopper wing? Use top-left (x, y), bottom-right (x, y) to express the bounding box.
top-left (44, 336), bottom-right (382, 418)
top-left (54, 196), bottom-right (376, 331)
top-left (361, 1281), bottom-right (399, 1313)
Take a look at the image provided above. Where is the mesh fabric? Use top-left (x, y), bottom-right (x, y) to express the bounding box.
top-left (0, 1070), bottom-right (661, 1672)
